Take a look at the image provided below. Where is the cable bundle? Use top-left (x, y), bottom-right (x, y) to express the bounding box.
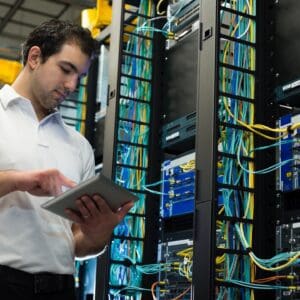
top-left (217, 1), bottom-right (256, 299)
top-left (111, 239), bottom-right (144, 264)
top-left (113, 215), bottom-right (145, 239)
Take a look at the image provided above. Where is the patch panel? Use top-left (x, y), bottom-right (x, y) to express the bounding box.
top-left (276, 222), bottom-right (300, 300)
top-left (275, 78), bottom-right (300, 108)
top-left (161, 152), bottom-right (195, 218)
top-left (161, 111), bottom-right (196, 153)
top-left (167, 0), bottom-right (199, 34)
top-left (278, 114), bottom-right (300, 192)
top-left (157, 238), bottom-right (193, 300)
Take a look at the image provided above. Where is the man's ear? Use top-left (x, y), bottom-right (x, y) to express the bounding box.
top-left (27, 46), bottom-right (41, 69)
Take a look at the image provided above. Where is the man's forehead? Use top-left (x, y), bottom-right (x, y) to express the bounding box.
top-left (57, 42), bottom-right (86, 56)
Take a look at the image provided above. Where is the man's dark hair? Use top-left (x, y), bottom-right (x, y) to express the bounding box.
top-left (22, 19), bottom-right (98, 65)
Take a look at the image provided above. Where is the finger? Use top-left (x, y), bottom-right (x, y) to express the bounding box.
top-left (81, 196), bottom-right (100, 217)
top-left (75, 197), bottom-right (94, 218)
top-left (92, 194), bottom-right (111, 213)
top-left (29, 187), bottom-right (51, 197)
top-left (116, 201), bottom-right (134, 219)
top-left (53, 177), bottom-right (63, 196)
top-left (59, 173), bottom-right (77, 188)
top-left (65, 209), bottom-right (84, 224)
top-left (39, 178), bottom-right (57, 196)
top-left (45, 169), bottom-right (76, 189)
top-left (48, 175), bottom-right (62, 196)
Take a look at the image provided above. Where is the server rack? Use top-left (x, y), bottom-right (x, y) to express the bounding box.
top-left (192, 0), bottom-right (273, 299)
top-left (192, 0), bottom-right (297, 299)
top-left (95, 1), bottom-right (164, 299)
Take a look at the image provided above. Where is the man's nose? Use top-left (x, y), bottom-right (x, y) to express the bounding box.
top-left (64, 75), bottom-right (78, 93)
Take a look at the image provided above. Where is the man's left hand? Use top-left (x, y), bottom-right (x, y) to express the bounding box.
top-left (65, 194), bottom-right (134, 256)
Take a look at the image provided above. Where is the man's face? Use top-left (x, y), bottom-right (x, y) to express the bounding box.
top-left (30, 43), bottom-right (91, 115)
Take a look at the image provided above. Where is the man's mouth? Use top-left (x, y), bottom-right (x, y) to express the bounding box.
top-left (55, 90), bottom-right (67, 99)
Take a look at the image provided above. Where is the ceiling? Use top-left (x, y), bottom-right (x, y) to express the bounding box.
top-left (0, 0), bottom-right (96, 61)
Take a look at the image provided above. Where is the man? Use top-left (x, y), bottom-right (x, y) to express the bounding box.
top-left (0, 19), bottom-right (133, 299)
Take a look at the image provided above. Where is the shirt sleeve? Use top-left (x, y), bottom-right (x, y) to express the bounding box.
top-left (80, 139), bottom-right (96, 181)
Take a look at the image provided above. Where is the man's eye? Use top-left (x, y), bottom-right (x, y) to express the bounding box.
top-left (61, 66), bottom-right (71, 74)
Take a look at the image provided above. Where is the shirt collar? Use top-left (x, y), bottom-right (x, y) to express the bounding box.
top-left (0, 84), bottom-right (23, 109)
top-left (0, 84), bottom-right (63, 123)
top-left (41, 110), bottom-right (63, 125)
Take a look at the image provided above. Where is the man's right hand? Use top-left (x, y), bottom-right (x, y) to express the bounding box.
top-left (0, 169), bottom-right (76, 197)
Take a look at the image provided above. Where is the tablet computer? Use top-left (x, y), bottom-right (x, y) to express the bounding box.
top-left (41, 173), bottom-right (138, 220)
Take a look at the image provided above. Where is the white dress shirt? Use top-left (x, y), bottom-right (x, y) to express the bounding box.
top-left (0, 84), bottom-right (95, 274)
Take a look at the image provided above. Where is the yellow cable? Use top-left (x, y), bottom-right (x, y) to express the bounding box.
top-left (221, 7), bottom-right (290, 141)
top-left (218, 205), bottom-right (225, 215)
top-left (238, 221), bottom-right (300, 272)
top-left (156, 0), bottom-right (166, 15)
top-left (216, 254), bottom-right (225, 264)
top-left (249, 251), bottom-right (300, 272)
top-left (222, 98), bottom-right (286, 140)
